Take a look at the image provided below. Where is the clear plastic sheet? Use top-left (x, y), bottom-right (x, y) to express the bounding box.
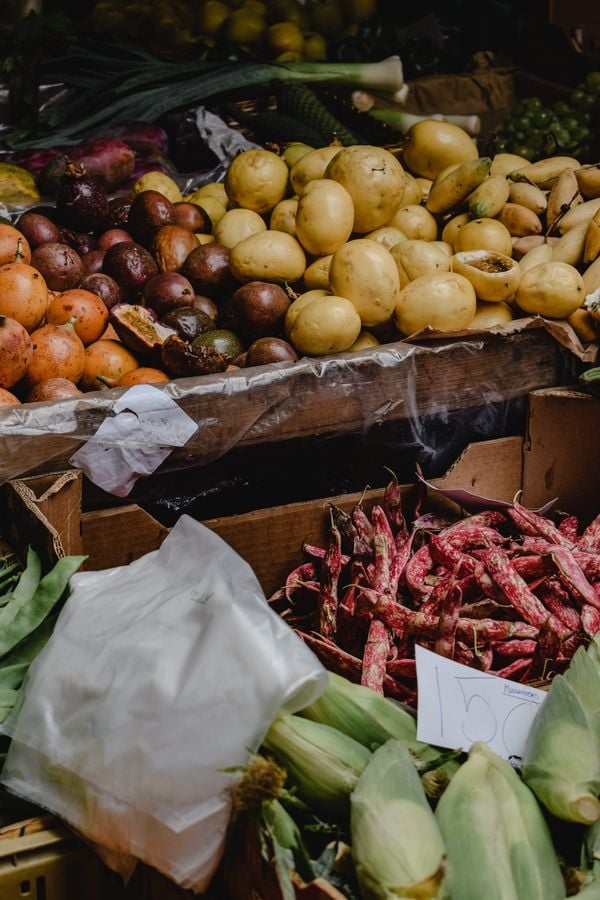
top-left (0, 324), bottom-right (581, 490)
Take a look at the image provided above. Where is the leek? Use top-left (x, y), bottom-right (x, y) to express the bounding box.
top-left (369, 108), bottom-right (481, 136)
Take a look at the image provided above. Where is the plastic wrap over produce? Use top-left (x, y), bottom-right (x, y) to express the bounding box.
top-left (0, 324), bottom-right (582, 492)
top-left (0, 515), bottom-right (327, 891)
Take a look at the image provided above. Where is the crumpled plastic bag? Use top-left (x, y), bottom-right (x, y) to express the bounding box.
top-left (0, 515), bottom-right (327, 891)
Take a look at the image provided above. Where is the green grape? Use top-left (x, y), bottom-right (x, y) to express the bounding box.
top-left (524, 97), bottom-right (543, 111)
top-left (586, 71), bottom-right (600, 91)
top-left (531, 109), bottom-right (552, 128)
top-left (514, 129), bottom-right (526, 142)
top-left (515, 114), bottom-right (532, 130)
top-left (574, 109), bottom-right (592, 125)
top-left (572, 125), bottom-right (590, 143)
top-left (512, 101), bottom-right (527, 116)
top-left (571, 90), bottom-right (586, 106)
top-left (495, 138), bottom-right (509, 152)
top-left (512, 144), bottom-right (535, 161)
top-left (526, 132), bottom-right (545, 151)
top-left (502, 120), bottom-right (516, 136)
top-left (561, 116), bottom-right (580, 132)
top-left (553, 100), bottom-right (570, 116)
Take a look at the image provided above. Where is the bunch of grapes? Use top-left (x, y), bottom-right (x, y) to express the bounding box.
top-left (497, 71), bottom-right (600, 163)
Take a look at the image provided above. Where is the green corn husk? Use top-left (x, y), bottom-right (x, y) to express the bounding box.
top-left (262, 713), bottom-right (371, 819)
top-left (351, 740), bottom-right (447, 900)
top-left (299, 671), bottom-right (418, 748)
top-left (436, 742), bottom-right (564, 900)
top-left (522, 639), bottom-right (600, 824)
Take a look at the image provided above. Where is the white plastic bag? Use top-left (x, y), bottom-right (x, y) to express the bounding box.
top-left (1, 515), bottom-right (326, 891)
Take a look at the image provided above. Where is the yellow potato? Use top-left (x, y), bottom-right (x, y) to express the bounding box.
top-left (290, 295), bottom-right (362, 355)
top-left (441, 213), bottom-right (470, 249)
top-left (214, 208), bottom-right (266, 248)
top-left (195, 234), bottom-right (215, 245)
top-left (390, 240), bottom-right (450, 288)
top-left (303, 254), bottom-right (333, 290)
top-left (415, 177), bottom-right (432, 202)
top-left (230, 231), bottom-right (306, 283)
top-left (454, 218), bottom-right (513, 257)
top-left (490, 153), bottom-right (531, 177)
top-left (295, 179), bottom-right (354, 255)
top-left (387, 204), bottom-right (438, 241)
top-left (395, 272), bottom-right (477, 335)
top-left (325, 145), bottom-right (405, 233)
top-left (365, 226), bottom-right (407, 249)
top-left (348, 330), bottom-right (380, 351)
top-left (399, 171), bottom-right (422, 206)
top-left (402, 121), bottom-right (478, 179)
top-left (132, 171), bottom-right (182, 202)
top-left (568, 308), bottom-right (599, 343)
top-left (188, 182), bottom-right (229, 207)
top-left (515, 261), bottom-right (585, 318)
top-left (270, 198), bottom-right (299, 236)
top-left (329, 239), bottom-right (400, 327)
top-left (467, 301), bottom-right (514, 329)
top-left (191, 196), bottom-right (226, 227)
top-left (225, 149), bottom-right (289, 214)
top-left (290, 146), bottom-right (343, 195)
top-left (285, 289), bottom-right (329, 338)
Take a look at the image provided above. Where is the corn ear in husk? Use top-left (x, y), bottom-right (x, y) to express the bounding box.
top-left (351, 740), bottom-right (447, 900)
top-left (262, 713), bottom-right (371, 819)
top-left (522, 639), bottom-right (600, 824)
top-left (436, 742), bottom-right (564, 900)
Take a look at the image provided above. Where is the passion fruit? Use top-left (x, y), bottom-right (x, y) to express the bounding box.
top-left (160, 334), bottom-right (229, 377)
top-left (245, 337), bottom-right (298, 366)
top-left (110, 304), bottom-right (176, 355)
top-left (192, 329), bottom-right (244, 364)
top-left (142, 272), bottom-right (195, 317)
top-left (172, 202), bottom-right (212, 234)
top-left (0, 316), bottom-right (33, 388)
top-left (0, 224), bottom-right (31, 266)
top-left (78, 273), bottom-right (122, 309)
top-left (26, 378), bottom-right (83, 403)
top-left (182, 243), bottom-right (236, 300)
top-left (0, 387), bottom-right (20, 406)
top-left (17, 213), bottom-right (61, 248)
top-left (106, 197), bottom-right (132, 228)
top-left (153, 225), bottom-right (198, 273)
top-left (59, 228), bottom-right (98, 257)
top-left (30, 242), bottom-right (83, 292)
top-left (97, 229), bottom-right (133, 251)
top-left (103, 242), bottom-right (158, 298)
top-left (161, 306), bottom-right (215, 342)
top-left (224, 281), bottom-right (290, 341)
top-left (115, 367), bottom-right (170, 387)
top-left (127, 189), bottom-right (174, 247)
top-left (0, 263), bottom-right (48, 332)
top-left (47, 289), bottom-right (109, 345)
top-left (80, 339), bottom-right (139, 391)
top-left (80, 249), bottom-right (106, 276)
top-left (25, 321), bottom-right (85, 387)
top-left (450, 250), bottom-right (521, 303)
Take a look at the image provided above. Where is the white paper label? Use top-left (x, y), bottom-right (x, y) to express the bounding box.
top-left (70, 385), bottom-right (198, 497)
top-left (415, 645), bottom-right (546, 764)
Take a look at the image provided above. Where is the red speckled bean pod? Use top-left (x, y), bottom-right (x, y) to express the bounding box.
top-left (530, 620), bottom-right (563, 679)
top-left (482, 546), bottom-right (551, 628)
top-left (330, 504), bottom-right (359, 552)
top-left (285, 563), bottom-right (317, 602)
top-left (506, 508), bottom-right (541, 536)
top-left (581, 604), bottom-right (600, 638)
top-left (442, 511), bottom-right (507, 536)
top-left (445, 526), bottom-right (505, 550)
top-left (404, 545), bottom-right (434, 602)
top-left (389, 531), bottom-right (416, 598)
top-left (435, 584), bottom-right (462, 659)
top-left (371, 505), bottom-right (394, 595)
top-left (573, 550), bottom-right (600, 581)
top-left (455, 643), bottom-right (476, 667)
top-left (413, 513), bottom-right (453, 532)
top-left (383, 475), bottom-right (408, 539)
top-left (303, 544), bottom-right (351, 566)
top-left (512, 555), bottom-right (554, 581)
top-left (386, 658), bottom-right (417, 679)
top-left (579, 514), bottom-right (600, 553)
top-left (421, 569), bottom-right (456, 616)
top-left (361, 618), bottom-right (389, 693)
top-left (550, 546), bottom-right (600, 609)
top-left (561, 633), bottom-right (583, 659)
top-left (518, 536), bottom-right (555, 555)
top-left (459, 599), bottom-right (519, 620)
top-left (493, 639), bottom-right (537, 657)
top-left (493, 658), bottom-right (533, 681)
top-left (536, 579), bottom-right (581, 632)
top-left (559, 516), bottom-right (580, 543)
top-left (319, 527), bottom-right (342, 639)
top-left (352, 506), bottom-right (374, 547)
top-left (513, 501), bottom-right (574, 547)
top-left (477, 645), bottom-right (494, 672)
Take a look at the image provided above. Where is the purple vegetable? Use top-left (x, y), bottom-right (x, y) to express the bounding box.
top-left (99, 122), bottom-right (169, 155)
top-left (40, 139), bottom-right (135, 193)
top-left (10, 148), bottom-right (64, 178)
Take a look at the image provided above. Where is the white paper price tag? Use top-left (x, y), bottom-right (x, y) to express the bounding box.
top-left (415, 645), bottom-right (547, 764)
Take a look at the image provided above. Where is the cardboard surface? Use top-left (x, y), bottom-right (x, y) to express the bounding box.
top-left (0, 478), bottom-right (67, 570)
top-left (523, 388), bottom-right (600, 522)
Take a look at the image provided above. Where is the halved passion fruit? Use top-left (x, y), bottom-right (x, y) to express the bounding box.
top-left (451, 250), bottom-right (521, 303)
top-left (110, 304), bottom-right (176, 355)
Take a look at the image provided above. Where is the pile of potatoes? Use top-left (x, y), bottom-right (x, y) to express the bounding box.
top-left (199, 124), bottom-right (600, 355)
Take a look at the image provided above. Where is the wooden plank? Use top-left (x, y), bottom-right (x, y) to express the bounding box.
top-left (0, 330), bottom-right (561, 481)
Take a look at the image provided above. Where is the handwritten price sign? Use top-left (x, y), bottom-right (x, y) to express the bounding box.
top-left (415, 645), bottom-right (547, 764)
